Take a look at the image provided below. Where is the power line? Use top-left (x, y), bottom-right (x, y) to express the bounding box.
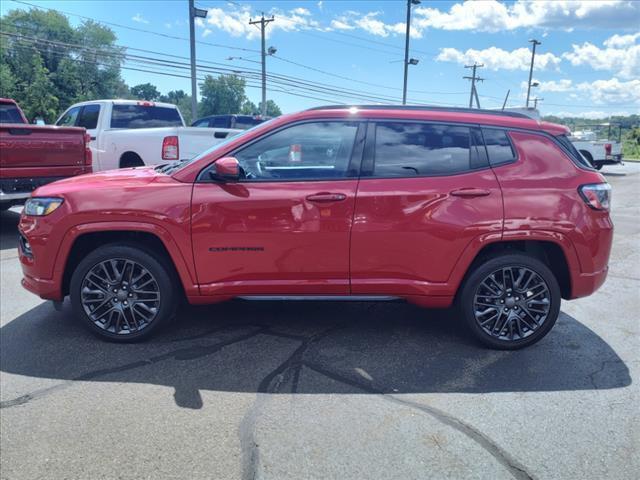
top-left (2, 31), bottom-right (461, 105)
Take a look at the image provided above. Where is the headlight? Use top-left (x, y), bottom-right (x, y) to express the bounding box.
top-left (24, 197), bottom-right (64, 216)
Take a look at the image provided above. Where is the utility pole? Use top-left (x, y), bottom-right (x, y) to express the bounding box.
top-left (463, 63), bottom-right (484, 108)
top-left (188, 0), bottom-right (207, 121)
top-left (533, 97), bottom-right (543, 109)
top-left (526, 39), bottom-right (541, 108)
top-left (250, 14), bottom-right (275, 116)
top-left (402, 0), bottom-right (421, 105)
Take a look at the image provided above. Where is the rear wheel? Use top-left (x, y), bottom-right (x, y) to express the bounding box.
top-left (458, 254), bottom-right (561, 349)
top-left (70, 244), bottom-right (177, 342)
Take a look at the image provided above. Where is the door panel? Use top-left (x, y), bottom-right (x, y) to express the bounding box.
top-left (191, 180), bottom-right (358, 295)
top-left (191, 120), bottom-right (364, 296)
top-left (350, 121), bottom-right (503, 297)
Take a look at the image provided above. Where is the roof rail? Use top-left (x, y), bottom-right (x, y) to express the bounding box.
top-left (306, 104), bottom-right (532, 119)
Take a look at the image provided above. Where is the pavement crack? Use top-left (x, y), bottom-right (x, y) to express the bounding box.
top-left (299, 362), bottom-right (535, 480)
top-left (587, 359), bottom-right (624, 390)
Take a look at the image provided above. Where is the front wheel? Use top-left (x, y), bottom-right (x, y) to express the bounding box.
top-left (70, 244), bottom-right (177, 342)
top-left (458, 254), bottom-right (561, 350)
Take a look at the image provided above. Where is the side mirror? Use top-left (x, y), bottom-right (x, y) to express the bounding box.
top-left (210, 156), bottom-right (240, 182)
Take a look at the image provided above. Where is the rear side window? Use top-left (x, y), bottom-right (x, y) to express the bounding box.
top-left (373, 122), bottom-right (474, 176)
top-left (211, 116), bottom-right (230, 128)
top-left (56, 106), bottom-right (80, 126)
top-left (0, 103), bottom-right (25, 123)
top-left (76, 104), bottom-right (100, 129)
top-left (556, 134), bottom-right (593, 169)
top-left (482, 128), bottom-right (516, 166)
top-left (110, 105), bottom-right (182, 129)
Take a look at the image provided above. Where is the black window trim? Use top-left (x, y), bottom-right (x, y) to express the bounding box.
top-left (196, 118), bottom-right (367, 183)
top-left (362, 119), bottom-right (492, 179)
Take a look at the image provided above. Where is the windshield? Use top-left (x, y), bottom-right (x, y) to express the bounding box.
top-left (165, 117), bottom-right (279, 174)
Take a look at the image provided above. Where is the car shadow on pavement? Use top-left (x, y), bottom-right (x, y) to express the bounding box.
top-left (0, 209), bottom-right (20, 251)
top-left (0, 299), bottom-right (631, 409)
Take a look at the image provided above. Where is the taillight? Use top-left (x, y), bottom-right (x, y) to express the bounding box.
top-left (579, 183), bottom-right (611, 211)
top-left (604, 143), bottom-right (612, 155)
top-left (84, 133), bottom-right (92, 167)
top-left (162, 136), bottom-right (179, 160)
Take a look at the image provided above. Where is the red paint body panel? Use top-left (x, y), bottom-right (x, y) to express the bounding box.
top-left (350, 168), bottom-right (503, 297)
top-left (17, 107), bottom-right (612, 307)
top-left (192, 180), bottom-right (357, 295)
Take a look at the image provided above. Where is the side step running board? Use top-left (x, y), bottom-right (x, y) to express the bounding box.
top-left (237, 295), bottom-right (401, 302)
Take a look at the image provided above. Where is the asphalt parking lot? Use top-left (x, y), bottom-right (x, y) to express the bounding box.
top-left (1, 164), bottom-right (638, 480)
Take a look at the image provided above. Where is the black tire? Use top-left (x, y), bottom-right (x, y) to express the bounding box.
top-left (579, 150), bottom-right (598, 170)
top-left (70, 243), bottom-right (177, 342)
top-left (594, 163), bottom-right (603, 171)
top-left (458, 253), bottom-right (561, 350)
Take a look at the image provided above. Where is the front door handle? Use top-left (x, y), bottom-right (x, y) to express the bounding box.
top-left (306, 192), bottom-right (347, 203)
top-left (450, 188), bottom-right (491, 198)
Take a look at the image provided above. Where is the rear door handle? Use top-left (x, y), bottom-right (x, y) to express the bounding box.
top-left (306, 192), bottom-right (347, 203)
top-left (450, 188), bottom-right (491, 198)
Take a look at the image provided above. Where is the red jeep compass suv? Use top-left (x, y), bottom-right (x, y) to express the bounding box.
top-left (18, 106), bottom-right (612, 348)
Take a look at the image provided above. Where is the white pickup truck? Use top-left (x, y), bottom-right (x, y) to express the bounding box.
top-left (55, 100), bottom-right (240, 171)
top-left (570, 124), bottom-right (624, 170)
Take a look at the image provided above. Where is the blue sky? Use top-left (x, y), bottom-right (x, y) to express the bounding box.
top-left (2, 0), bottom-right (639, 118)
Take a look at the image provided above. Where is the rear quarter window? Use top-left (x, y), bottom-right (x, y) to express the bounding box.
top-left (482, 128), bottom-right (516, 166)
top-left (110, 105), bottom-right (183, 129)
top-left (555, 134), bottom-right (594, 169)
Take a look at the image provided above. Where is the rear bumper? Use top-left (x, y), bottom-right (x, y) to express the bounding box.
top-left (570, 265), bottom-right (609, 300)
top-left (0, 176), bottom-right (69, 198)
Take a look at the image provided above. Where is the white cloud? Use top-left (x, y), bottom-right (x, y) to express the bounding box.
top-left (563, 33), bottom-right (640, 79)
top-left (523, 77), bottom-right (640, 105)
top-left (201, 6), bottom-right (319, 40)
top-left (317, 1), bottom-right (323, 11)
top-left (132, 13), bottom-right (149, 25)
top-left (291, 7), bottom-right (310, 16)
top-left (330, 17), bottom-right (355, 31)
top-left (436, 47), bottom-right (561, 71)
top-left (414, 0), bottom-right (640, 32)
top-left (578, 78), bottom-right (640, 105)
top-left (534, 79), bottom-right (574, 92)
top-left (604, 32), bottom-right (640, 48)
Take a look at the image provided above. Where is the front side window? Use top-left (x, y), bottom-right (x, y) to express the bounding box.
top-left (110, 105), bottom-right (183, 129)
top-left (56, 106), bottom-right (80, 126)
top-left (76, 104), bottom-right (100, 129)
top-left (482, 128), bottom-right (516, 165)
top-left (233, 121), bottom-right (359, 180)
top-left (373, 122), bottom-right (472, 176)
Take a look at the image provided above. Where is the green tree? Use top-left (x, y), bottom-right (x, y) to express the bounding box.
top-left (240, 100), bottom-right (258, 115)
top-left (258, 99), bottom-right (282, 117)
top-left (199, 74), bottom-right (246, 116)
top-left (0, 64), bottom-right (18, 99)
top-left (159, 90), bottom-right (194, 124)
top-left (130, 83), bottom-right (160, 101)
top-left (1, 8), bottom-right (126, 116)
top-left (22, 54), bottom-right (58, 123)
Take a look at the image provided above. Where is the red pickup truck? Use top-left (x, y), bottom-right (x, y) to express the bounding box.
top-left (0, 98), bottom-right (92, 210)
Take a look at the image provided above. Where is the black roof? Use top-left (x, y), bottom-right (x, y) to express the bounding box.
top-left (306, 105), bottom-right (531, 119)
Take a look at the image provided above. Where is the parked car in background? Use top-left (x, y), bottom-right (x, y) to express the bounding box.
top-left (18, 105), bottom-right (612, 349)
top-left (55, 100), bottom-right (240, 172)
top-left (192, 114), bottom-right (267, 130)
top-left (570, 123), bottom-right (624, 170)
top-left (0, 98), bottom-right (92, 211)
